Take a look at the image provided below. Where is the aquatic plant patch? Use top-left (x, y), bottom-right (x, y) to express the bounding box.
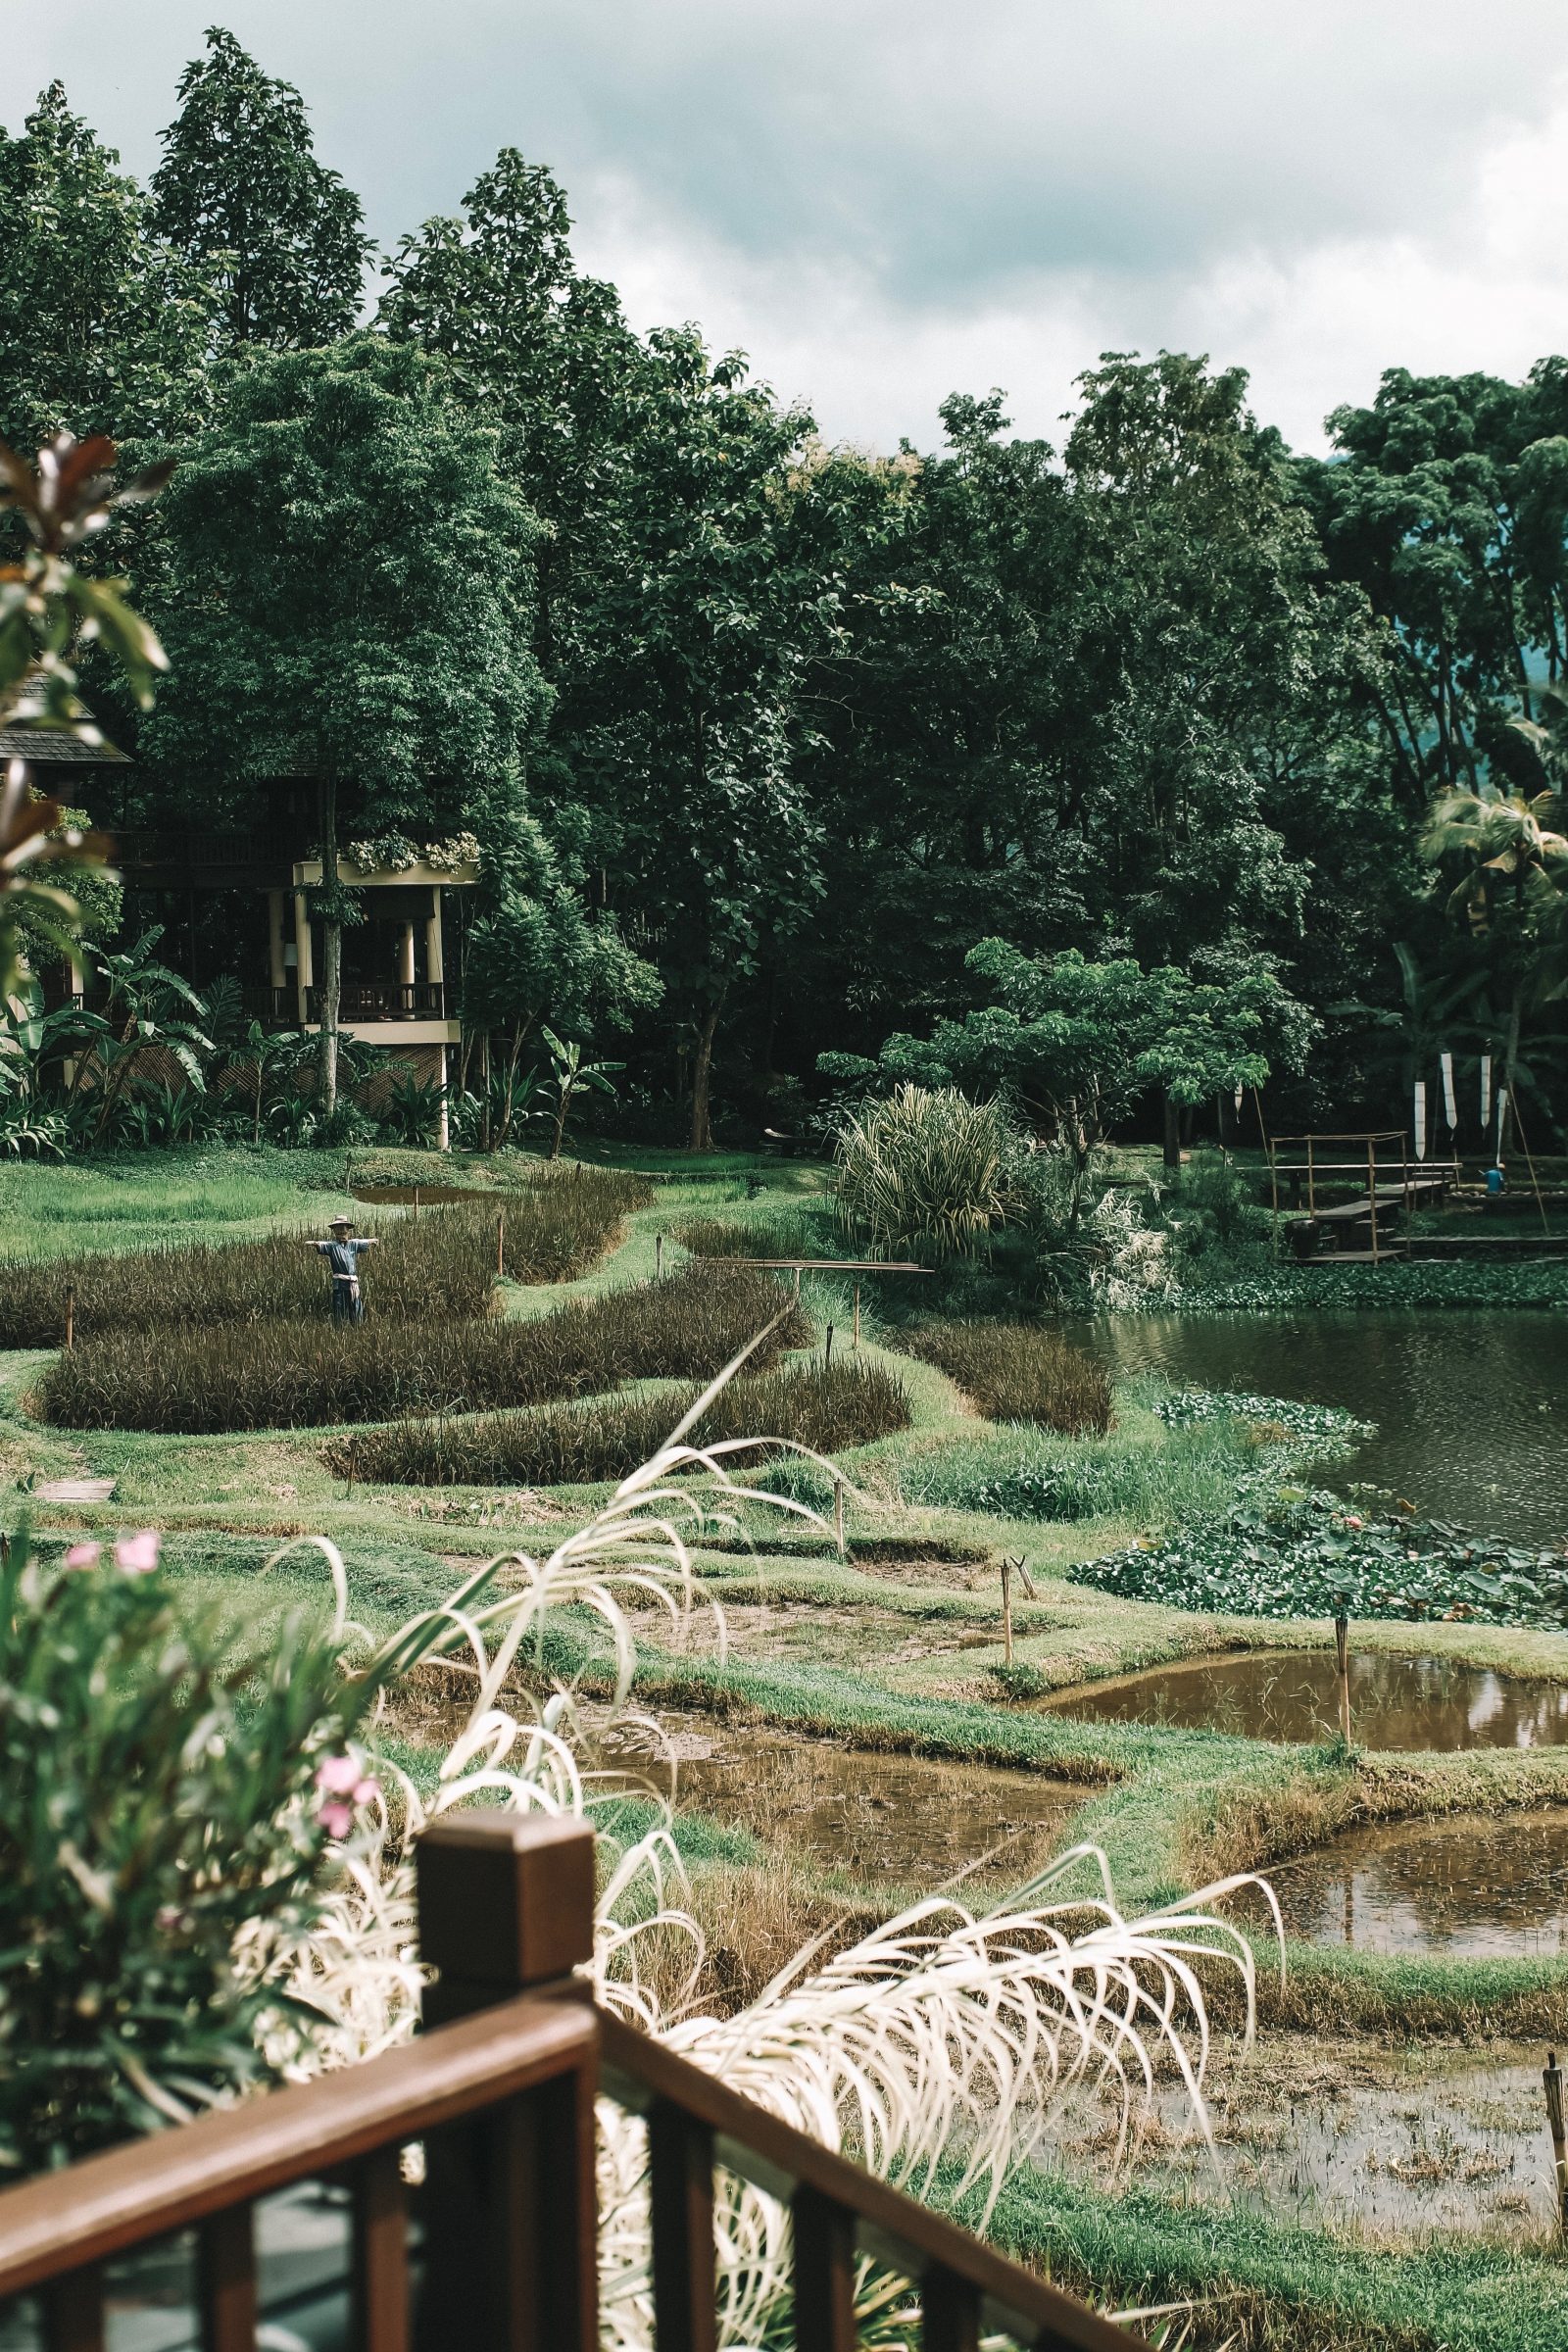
top-left (37, 1263), bottom-right (812, 1435)
top-left (1152, 1390), bottom-right (1374, 1448)
top-left (323, 1358), bottom-right (912, 1487)
top-left (1177, 1259), bottom-right (1568, 1313)
top-left (901, 1322), bottom-right (1112, 1436)
top-left (1073, 1487), bottom-right (1568, 1632)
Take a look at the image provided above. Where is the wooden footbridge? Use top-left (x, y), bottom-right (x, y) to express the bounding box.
top-left (1267, 1131), bottom-right (1449, 1262)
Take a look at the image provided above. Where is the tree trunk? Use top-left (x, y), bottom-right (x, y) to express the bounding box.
top-left (1500, 990), bottom-right (1523, 1157)
top-left (317, 777), bottom-right (343, 1122)
top-left (1162, 1092), bottom-right (1182, 1172)
top-left (689, 1004), bottom-right (720, 1152)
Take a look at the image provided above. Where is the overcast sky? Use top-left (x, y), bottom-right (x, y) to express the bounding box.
top-left (9, 2), bottom-right (1568, 455)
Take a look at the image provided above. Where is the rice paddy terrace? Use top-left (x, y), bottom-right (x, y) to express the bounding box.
top-left (9, 1142), bottom-right (1568, 2349)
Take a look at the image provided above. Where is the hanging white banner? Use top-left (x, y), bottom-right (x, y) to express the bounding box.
top-left (1481, 1054), bottom-right (1493, 1128)
top-left (1413, 1080), bottom-right (1427, 1161)
top-left (1234, 1085), bottom-right (1244, 1112)
top-left (1441, 1052), bottom-right (1456, 1132)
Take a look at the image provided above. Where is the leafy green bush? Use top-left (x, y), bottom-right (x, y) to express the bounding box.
top-left (323, 1357), bottom-right (911, 1486)
top-left (1162, 1152), bottom-right (1270, 1259)
top-left (0, 1530), bottom-right (372, 2173)
top-left (1073, 1488), bottom-right (1568, 1631)
top-left (38, 1263), bottom-right (812, 1434)
top-left (834, 1085), bottom-right (1011, 1262)
top-left (901, 1322), bottom-right (1112, 1436)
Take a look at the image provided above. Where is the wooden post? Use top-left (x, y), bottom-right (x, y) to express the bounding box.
top-left (1545, 2052), bottom-right (1568, 2238)
top-left (824, 1322), bottom-right (834, 1369)
top-left (497, 1208), bottom-right (506, 1276)
top-left (656, 1233), bottom-right (663, 1281)
top-left (853, 1283), bottom-right (860, 1350)
top-left (414, 1185), bottom-right (420, 1223)
top-left (1307, 1135), bottom-right (1315, 1217)
top-left (414, 1812), bottom-right (599, 2352)
top-left (64, 1283), bottom-right (75, 1352)
top-left (347, 1437), bottom-right (358, 1499)
top-left (1335, 1609), bottom-right (1351, 1743)
top-left (834, 1473), bottom-right (845, 1560)
top-left (1002, 1558), bottom-right (1013, 1667)
top-left (1367, 1140), bottom-right (1378, 1264)
top-left (794, 1264), bottom-right (803, 1299)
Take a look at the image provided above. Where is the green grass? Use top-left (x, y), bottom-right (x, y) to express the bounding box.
top-left (900, 1320), bottom-right (1113, 1435)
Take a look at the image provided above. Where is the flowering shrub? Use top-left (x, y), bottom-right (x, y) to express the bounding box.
top-left (1073, 1486), bottom-right (1568, 1629)
top-left (0, 1527), bottom-right (375, 2173)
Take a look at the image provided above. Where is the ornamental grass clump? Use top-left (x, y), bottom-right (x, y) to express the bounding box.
top-left (496, 1164), bottom-right (653, 1281)
top-left (37, 1262), bottom-right (811, 1434)
top-left (322, 1357), bottom-right (912, 1487)
top-left (834, 1084), bottom-right (1011, 1263)
top-left (676, 1210), bottom-right (836, 1263)
top-left (903, 1321), bottom-right (1112, 1436)
top-left (0, 1527), bottom-right (376, 2173)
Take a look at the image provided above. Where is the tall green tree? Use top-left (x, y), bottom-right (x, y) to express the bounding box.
top-left (0, 84), bottom-right (215, 451)
top-left (143, 334), bottom-right (546, 1117)
top-left (150, 27), bottom-right (370, 353)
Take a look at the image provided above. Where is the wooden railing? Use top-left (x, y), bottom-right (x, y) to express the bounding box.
top-left (0, 1813), bottom-right (1141, 2352)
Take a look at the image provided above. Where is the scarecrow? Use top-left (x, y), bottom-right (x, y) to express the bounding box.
top-left (312, 1215), bottom-right (379, 1325)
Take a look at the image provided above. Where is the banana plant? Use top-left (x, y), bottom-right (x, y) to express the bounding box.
top-left (83, 931), bottom-right (213, 1141)
top-left (541, 1028), bottom-right (623, 1161)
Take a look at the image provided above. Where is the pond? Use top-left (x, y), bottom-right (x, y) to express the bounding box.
top-left (1234, 1806), bottom-right (1568, 1959)
top-left (1040, 1649), bottom-right (1568, 1751)
top-left (1086, 1308), bottom-right (1568, 1541)
top-left (606, 1713), bottom-right (1094, 1894)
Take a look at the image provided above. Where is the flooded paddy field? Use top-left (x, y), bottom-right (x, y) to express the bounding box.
top-left (1045, 2035), bottom-right (1561, 2247)
top-left (1235, 1808), bottom-right (1568, 1959)
top-left (606, 1711), bottom-right (1096, 1894)
top-left (1040, 1649), bottom-right (1568, 1750)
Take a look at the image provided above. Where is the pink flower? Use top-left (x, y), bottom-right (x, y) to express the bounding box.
top-left (1343, 1515), bottom-right (1363, 1531)
top-left (114, 1531), bottom-right (160, 1575)
top-left (64, 1542), bottom-right (101, 1569)
top-left (315, 1753), bottom-right (378, 1838)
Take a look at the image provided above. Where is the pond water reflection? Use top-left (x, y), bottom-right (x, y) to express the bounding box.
top-left (1041, 1648), bottom-right (1568, 1749)
top-left (1081, 1308), bottom-right (1568, 1542)
top-left (1239, 1807), bottom-right (1568, 1958)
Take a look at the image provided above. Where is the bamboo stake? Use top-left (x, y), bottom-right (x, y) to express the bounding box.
top-left (824, 1322), bottom-right (834, 1368)
top-left (414, 1184), bottom-right (420, 1223)
top-left (1002, 1558), bottom-right (1013, 1666)
top-left (1335, 1609), bottom-right (1351, 1742)
top-left (64, 1283), bottom-right (75, 1351)
top-left (853, 1283), bottom-right (860, 1349)
top-left (655, 1233), bottom-right (663, 1281)
top-left (1545, 2052), bottom-right (1568, 2237)
top-left (833, 1473), bottom-right (845, 1559)
top-left (496, 1208), bottom-right (506, 1275)
top-left (346, 1436), bottom-right (358, 1499)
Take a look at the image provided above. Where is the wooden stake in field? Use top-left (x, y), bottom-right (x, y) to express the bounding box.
top-left (346, 1437), bottom-right (358, 1499)
top-left (1334, 1608), bottom-right (1351, 1742)
top-left (496, 1208), bottom-right (506, 1275)
top-left (853, 1282), bottom-right (860, 1349)
top-left (64, 1284), bottom-right (75, 1352)
top-left (1544, 2051), bottom-right (1568, 2236)
top-left (655, 1233), bottom-right (663, 1280)
top-left (834, 1472), bottom-right (846, 1559)
top-left (1002, 1554), bottom-right (1036, 1667)
top-left (414, 1185), bottom-right (420, 1222)
top-left (824, 1322), bottom-right (834, 1368)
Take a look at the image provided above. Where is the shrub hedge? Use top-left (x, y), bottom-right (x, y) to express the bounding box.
top-left (37, 1263), bottom-right (812, 1434)
top-left (322, 1357), bottom-right (911, 1487)
top-left (901, 1322), bottom-right (1112, 1436)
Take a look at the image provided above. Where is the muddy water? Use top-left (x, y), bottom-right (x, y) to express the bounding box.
top-left (1041, 1648), bottom-right (1568, 1751)
top-left (1083, 1308), bottom-right (1568, 1542)
top-left (609, 1714), bottom-right (1094, 1894)
top-left (1233, 1807), bottom-right (1568, 1959)
top-left (1131, 2045), bottom-right (1555, 2244)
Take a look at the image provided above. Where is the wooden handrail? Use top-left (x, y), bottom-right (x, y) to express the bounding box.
top-left (0, 1992), bottom-right (596, 2303)
top-left (602, 2011), bottom-right (1140, 2352)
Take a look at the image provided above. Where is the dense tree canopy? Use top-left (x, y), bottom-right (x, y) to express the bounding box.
top-left (9, 31), bottom-right (1568, 1153)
